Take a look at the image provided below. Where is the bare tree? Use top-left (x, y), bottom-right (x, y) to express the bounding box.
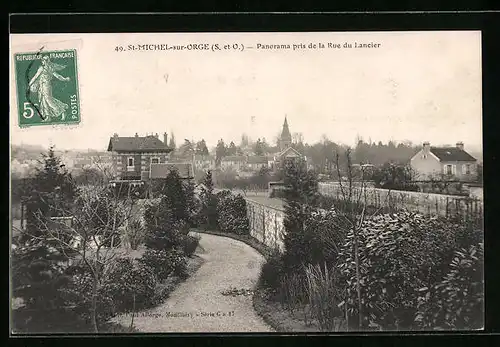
top-left (23, 175), bottom-right (139, 333)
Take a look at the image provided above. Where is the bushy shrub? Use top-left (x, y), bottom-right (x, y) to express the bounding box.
top-left (182, 234), bottom-right (201, 257)
top-left (216, 193), bottom-right (249, 235)
top-left (337, 212), bottom-right (482, 330)
top-left (101, 258), bottom-right (158, 312)
top-left (65, 267), bottom-right (116, 323)
top-left (258, 251), bottom-right (285, 290)
top-left (284, 209), bottom-right (347, 270)
top-left (138, 248), bottom-right (187, 281)
top-left (415, 243), bottom-right (484, 330)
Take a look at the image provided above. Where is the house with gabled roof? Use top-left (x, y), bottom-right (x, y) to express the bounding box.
top-left (107, 132), bottom-right (194, 183)
top-left (269, 116), bottom-right (306, 171)
top-left (410, 141), bottom-right (478, 181)
top-left (107, 132), bottom-right (173, 182)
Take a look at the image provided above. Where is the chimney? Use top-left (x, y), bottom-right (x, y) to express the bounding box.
top-left (163, 132), bottom-right (168, 146)
top-left (113, 133), bottom-right (119, 138)
top-left (135, 133), bottom-right (139, 137)
top-left (423, 141), bottom-right (430, 152)
top-left (155, 133), bottom-right (159, 139)
top-left (456, 141), bottom-right (464, 151)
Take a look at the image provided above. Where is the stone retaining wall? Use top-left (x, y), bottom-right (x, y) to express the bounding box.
top-left (318, 182), bottom-right (483, 218)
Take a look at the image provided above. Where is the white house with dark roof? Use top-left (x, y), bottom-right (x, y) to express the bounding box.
top-left (410, 141), bottom-right (478, 181)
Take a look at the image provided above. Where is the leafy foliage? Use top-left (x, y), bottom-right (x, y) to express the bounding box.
top-left (282, 158), bottom-right (320, 271)
top-left (258, 251), bottom-right (286, 289)
top-left (12, 147), bottom-right (78, 329)
top-left (372, 163), bottom-right (419, 192)
top-left (162, 169), bottom-right (189, 223)
top-left (138, 249), bottom-right (187, 281)
top-left (415, 243), bottom-right (484, 330)
top-left (182, 234), bottom-right (201, 257)
top-left (101, 258), bottom-right (158, 313)
top-left (337, 212), bottom-right (483, 330)
top-left (24, 146), bottom-right (78, 242)
top-left (199, 170), bottom-right (218, 229)
top-left (216, 193), bottom-right (249, 235)
top-left (12, 240), bottom-right (72, 312)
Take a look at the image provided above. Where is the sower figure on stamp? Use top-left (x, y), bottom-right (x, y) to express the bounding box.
top-left (28, 55), bottom-right (71, 122)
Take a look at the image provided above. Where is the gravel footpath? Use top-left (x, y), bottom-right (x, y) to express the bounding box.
top-left (112, 233), bottom-right (274, 332)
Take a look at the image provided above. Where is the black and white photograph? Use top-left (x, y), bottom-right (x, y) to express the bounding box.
top-left (10, 30), bottom-right (483, 334)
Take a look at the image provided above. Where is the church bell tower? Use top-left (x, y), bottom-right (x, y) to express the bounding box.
top-left (279, 116), bottom-right (292, 152)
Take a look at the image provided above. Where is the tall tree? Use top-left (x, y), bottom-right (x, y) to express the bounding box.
top-left (169, 132), bottom-right (176, 150)
top-left (200, 170), bottom-right (218, 229)
top-left (23, 146), bottom-right (78, 241)
top-left (254, 138), bottom-right (264, 156)
top-left (162, 169), bottom-right (189, 223)
top-left (183, 178), bottom-right (197, 226)
top-left (196, 139), bottom-right (209, 156)
top-left (12, 146), bottom-right (80, 331)
top-left (282, 158), bottom-right (319, 271)
top-left (215, 139), bottom-right (227, 166)
top-left (228, 141), bottom-right (237, 156)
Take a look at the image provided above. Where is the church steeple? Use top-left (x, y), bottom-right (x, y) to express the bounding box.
top-left (279, 115), bottom-right (292, 151)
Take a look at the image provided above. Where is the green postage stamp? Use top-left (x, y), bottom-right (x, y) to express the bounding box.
top-left (14, 49), bottom-right (80, 127)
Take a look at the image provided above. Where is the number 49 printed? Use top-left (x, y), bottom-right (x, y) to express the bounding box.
top-left (14, 49), bottom-right (81, 127)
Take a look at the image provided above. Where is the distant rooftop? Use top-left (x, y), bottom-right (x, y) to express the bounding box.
top-left (430, 147), bottom-right (477, 162)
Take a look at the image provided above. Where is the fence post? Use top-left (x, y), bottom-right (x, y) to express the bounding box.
top-left (274, 213), bottom-right (278, 250)
top-left (446, 197), bottom-right (449, 218)
top-left (20, 202), bottom-right (24, 230)
top-left (262, 208), bottom-right (266, 245)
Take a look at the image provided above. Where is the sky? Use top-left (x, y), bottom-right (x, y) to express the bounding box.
top-left (10, 31), bottom-right (482, 152)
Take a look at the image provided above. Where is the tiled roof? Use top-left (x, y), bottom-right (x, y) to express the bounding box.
top-left (107, 135), bottom-right (172, 153)
top-left (149, 162), bottom-right (194, 179)
top-left (247, 156), bottom-right (268, 164)
top-left (430, 147), bottom-right (477, 162)
top-left (222, 156), bottom-right (246, 162)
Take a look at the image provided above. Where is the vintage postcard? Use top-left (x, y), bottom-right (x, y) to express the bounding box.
top-left (10, 31), bottom-right (483, 334)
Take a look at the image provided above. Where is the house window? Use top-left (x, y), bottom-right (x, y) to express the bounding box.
top-left (445, 164), bottom-right (453, 175)
top-left (422, 154), bottom-right (427, 159)
top-left (151, 157), bottom-right (159, 165)
top-left (463, 164), bottom-right (471, 175)
top-left (127, 157), bottom-right (135, 171)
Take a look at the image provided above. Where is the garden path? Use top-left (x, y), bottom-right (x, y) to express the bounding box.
top-left (111, 232), bottom-right (274, 332)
